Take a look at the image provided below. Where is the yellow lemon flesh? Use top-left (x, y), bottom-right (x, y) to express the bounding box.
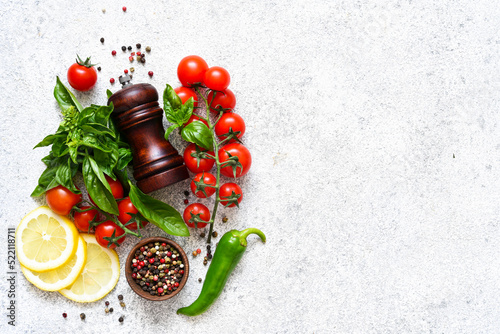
top-left (59, 234), bottom-right (120, 303)
top-left (16, 206), bottom-right (79, 272)
top-left (21, 235), bottom-right (87, 291)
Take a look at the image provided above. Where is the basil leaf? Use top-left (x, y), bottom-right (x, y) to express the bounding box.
top-left (181, 121), bottom-right (214, 150)
top-left (81, 123), bottom-right (116, 138)
top-left (92, 104), bottom-right (114, 125)
top-left (55, 160), bottom-right (79, 193)
top-left (163, 84), bottom-right (182, 114)
top-left (179, 97), bottom-right (194, 125)
top-left (51, 139), bottom-right (69, 157)
top-left (34, 133), bottom-right (67, 149)
top-left (114, 168), bottom-right (130, 194)
top-left (116, 147), bottom-right (133, 170)
top-left (54, 76), bottom-right (83, 112)
top-left (164, 124), bottom-right (180, 140)
top-left (31, 165), bottom-right (58, 197)
top-left (81, 134), bottom-right (112, 152)
top-left (78, 106), bottom-right (98, 125)
top-left (129, 184), bottom-right (189, 237)
top-left (82, 155), bottom-right (119, 214)
top-left (106, 89), bottom-right (113, 99)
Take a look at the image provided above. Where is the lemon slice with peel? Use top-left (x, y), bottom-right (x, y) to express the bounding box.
top-left (20, 235), bottom-right (87, 291)
top-left (59, 234), bottom-right (120, 303)
top-left (16, 206), bottom-right (79, 272)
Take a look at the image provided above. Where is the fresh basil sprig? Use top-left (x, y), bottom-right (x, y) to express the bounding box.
top-left (163, 84), bottom-right (213, 150)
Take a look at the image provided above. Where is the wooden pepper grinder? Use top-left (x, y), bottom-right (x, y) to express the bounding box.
top-left (108, 74), bottom-right (189, 193)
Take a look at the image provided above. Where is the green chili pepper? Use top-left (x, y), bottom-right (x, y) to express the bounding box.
top-left (177, 228), bottom-right (266, 316)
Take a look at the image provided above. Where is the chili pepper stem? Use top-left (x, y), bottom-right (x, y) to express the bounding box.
top-left (238, 228), bottom-right (266, 246)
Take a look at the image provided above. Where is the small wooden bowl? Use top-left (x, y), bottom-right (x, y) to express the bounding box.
top-left (125, 237), bottom-right (189, 301)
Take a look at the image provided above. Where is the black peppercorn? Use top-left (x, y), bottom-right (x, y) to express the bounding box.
top-left (136, 43), bottom-right (141, 49)
top-left (198, 278), bottom-right (202, 283)
top-left (212, 231), bottom-right (218, 238)
top-left (97, 66), bottom-right (101, 71)
top-left (128, 46), bottom-right (132, 50)
top-left (140, 57), bottom-right (146, 63)
top-left (118, 294), bottom-right (123, 301)
top-left (100, 37), bottom-right (104, 43)
top-left (207, 253), bottom-right (213, 260)
top-left (109, 308), bottom-right (114, 313)
top-left (105, 301), bottom-right (109, 306)
top-left (121, 46), bottom-right (126, 51)
top-left (119, 316), bottom-right (124, 323)
top-left (80, 313), bottom-right (86, 320)
top-left (62, 313), bottom-right (67, 318)
top-left (207, 245), bottom-right (211, 250)
top-left (184, 190), bottom-right (189, 196)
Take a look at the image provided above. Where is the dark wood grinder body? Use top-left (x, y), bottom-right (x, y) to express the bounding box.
top-left (108, 82), bottom-right (189, 193)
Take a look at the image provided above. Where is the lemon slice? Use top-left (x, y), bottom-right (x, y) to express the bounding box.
top-left (59, 234), bottom-right (120, 303)
top-left (20, 235), bottom-right (87, 291)
top-left (16, 206), bottom-right (79, 272)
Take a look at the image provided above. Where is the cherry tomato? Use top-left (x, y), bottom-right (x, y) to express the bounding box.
top-left (73, 206), bottom-right (99, 232)
top-left (208, 89), bottom-right (236, 114)
top-left (204, 66), bottom-right (230, 91)
top-left (183, 203), bottom-right (210, 228)
top-left (118, 197), bottom-right (148, 230)
top-left (219, 183), bottom-right (243, 207)
top-left (177, 55), bottom-right (208, 87)
top-left (218, 143), bottom-right (252, 178)
top-left (183, 143), bottom-right (215, 173)
top-left (67, 56), bottom-right (98, 91)
top-left (174, 86), bottom-right (198, 107)
top-left (185, 114), bottom-right (209, 128)
top-left (95, 221), bottom-right (125, 249)
top-left (46, 185), bottom-right (82, 216)
top-left (214, 113), bottom-right (246, 140)
top-left (190, 172), bottom-right (216, 198)
top-left (89, 175), bottom-right (124, 204)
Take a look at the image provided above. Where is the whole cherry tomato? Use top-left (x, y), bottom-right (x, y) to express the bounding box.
top-left (219, 183), bottom-right (243, 207)
top-left (218, 143), bottom-right (252, 178)
top-left (204, 66), bottom-right (230, 91)
top-left (46, 185), bottom-right (82, 216)
top-left (67, 56), bottom-right (98, 91)
top-left (183, 203), bottom-right (210, 228)
top-left (185, 114), bottom-right (209, 128)
top-left (95, 221), bottom-right (125, 249)
top-left (183, 143), bottom-right (215, 173)
top-left (214, 113), bottom-right (246, 140)
top-left (190, 172), bottom-right (217, 198)
top-left (89, 175), bottom-right (124, 204)
top-left (177, 55), bottom-right (208, 87)
top-left (208, 89), bottom-right (236, 114)
top-left (174, 86), bottom-right (198, 107)
top-left (118, 197), bottom-right (148, 230)
top-left (73, 206), bottom-right (99, 232)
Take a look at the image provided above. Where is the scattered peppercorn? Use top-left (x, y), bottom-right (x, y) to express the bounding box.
top-left (206, 245), bottom-right (211, 250)
top-left (129, 56), bottom-right (134, 62)
top-left (192, 251), bottom-right (197, 256)
top-left (212, 231), bottom-right (218, 238)
top-left (97, 66), bottom-right (101, 71)
top-left (222, 217), bottom-right (228, 223)
top-left (137, 51), bottom-right (142, 56)
top-left (203, 260), bottom-right (208, 265)
top-left (184, 199), bottom-right (189, 204)
top-left (146, 46), bottom-right (151, 52)
top-left (62, 313), bottom-right (67, 318)
top-left (198, 278), bottom-right (202, 283)
top-left (109, 308), bottom-right (114, 313)
top-left (105, 308), bottom-right (109, 314)
top-left (118, 294), bottom-right (123, 301)
top-left (121, 46), bottom-right (126, 51)
top-left (120, 302), bottom-right (125, 308)
top-left (80, 313), bottom-right (86, 320)
top-left (105, 301), bottom-right (109, 306)
top-left (200, 232), bottom-right (206, 238)
top-left (207, 253), bottom-right (213, 260)
top-left (136, 43), bottom-right (141, 49)
top-left (112, 50), bottom-right (116, 56)
top-left (140, 57), bottom-right (146, 63)
top-left (148, 71), bottom-right (154, 77)
top-left (124, 69), bottom-right (128, 74)
top-left (130, 67), bottom-right (135, 72)
top-left (197, 248), bottom-right (202, 254)
top-left (128, 46), bottom-right (132, 50)
top-left (100, 37), bottom-right (105, 43)
top-left (122, 6), bottom-right (127, 12)
top-left (119, 316), bottom-right (124, 323)
top-left (183, 190), bottom-right (189, 196)
top-left (110, 78), bottom-right (115, 84)
top-left (102, 9), bottom-right (106, 13)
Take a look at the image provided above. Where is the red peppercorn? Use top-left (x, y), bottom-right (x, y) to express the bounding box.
top-left (147, 252), bottom-right (152, 257)
top-left (148, 71), bottom-right (154, 77)
top-left (112, 50), bottom-right (117, 56)
top-left (161, 243), bottom-right (166, 247)
top-left (153, 276), bottom-right (158, 281)
top-left (179, 270), bottom-right (184, 274)
top-left (157, 287), bottom-right (164, 294)
top-left (139, 261), bottom-right (145, 267)
top-left (122, 6), bottom-right (127, 12)
top-left (196, 248), bottom-right (201, 254)
top-left (131, 52), bottom-right (135, 56)
top-left (149, 258), bottom-right (154, 264)
top-left (132, 262), bottom-right (137, 267)
top-left (184, 199), bottom-right (189, 204)
top-left (168, 287), bottom-right (172, 291)
top-left (167, 251), bottom-right (172, 257)
top-left (174, 282), bottom-right (179, 287)
top-left (129, 56), bottom-right (134, 62)
top-left (124, 69), bottom-right (128, 74)
top-left (136, 265), bottom-right (142, 270)
top-left (131, 273), bottom-right (137, 279)
top-left (160, 258), bottom-right (165, 263)
top-left (137, 51), bottom-right (142, 56)
top-left (62, 313), bottom-right (67, 318)
top-left (146, 283), bottom-right (150, 286)
top-left (110, 78), bottom-right (115, 84)
top-left (140, 247), bottom-right (145, 252)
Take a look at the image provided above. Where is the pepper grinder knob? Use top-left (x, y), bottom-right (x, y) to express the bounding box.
top-left (108, 83), bottom-right (189, 193)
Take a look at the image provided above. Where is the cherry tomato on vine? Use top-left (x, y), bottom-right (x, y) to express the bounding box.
top-left (73, 206), bottom-right (99, 232)
top-left (95, 220), bottom-right (125, 249)
top-left (190, 172), bottom-right (216, 198)
top-left (185, 114), bottom-right (209, 128)
top-left (183, 143), bottom-right (215, 173)
top-left (177, 55), bottom-right (208, 87)
top-left (214, 113), bottom-right (246, 140)
top-left (67, 56), bottom-right (98, 91)
top-left (46, 185), bottom-right (82, 216)
top-left (89, 175), bottom-right (124, 205)
top-left (208, 89), bottom-right (236, 114)
top-left (174, 86), bottom-right (198, 107)
top-left (219, 183), bottom-right (243, 207)
top-left (118, 197), bottom-right (148, 230)
top-left (183, 203), bottom-right (210, 228)
top-left (218, 143), bottom-right (252, 178)
top-left (204, 66), bottom-right (230, 91)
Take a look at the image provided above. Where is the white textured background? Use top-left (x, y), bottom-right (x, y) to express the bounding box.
top-left (1, 0), bottom-right (500, 333)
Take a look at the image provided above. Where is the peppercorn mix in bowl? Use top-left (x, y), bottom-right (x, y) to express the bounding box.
top-left (125, 237), bottom-right (189, 301)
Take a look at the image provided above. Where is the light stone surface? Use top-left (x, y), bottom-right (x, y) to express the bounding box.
top-left (1, 0), bottom-right (500, 333)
